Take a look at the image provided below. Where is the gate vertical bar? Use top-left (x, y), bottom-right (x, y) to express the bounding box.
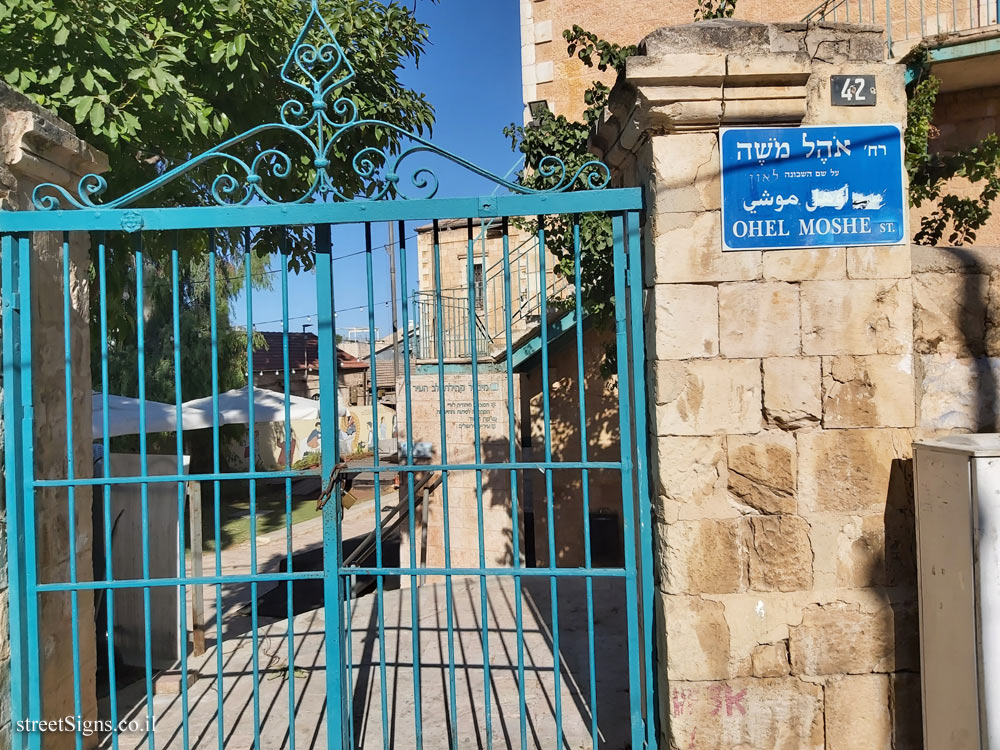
top-left (208, 234), bottom-right (227, 750)
top-left (244, 228), bottom-right (263, 750)
top-left (280, 230), bottom-right (298, 750)
top-left (134, 235), bottom-right (157, 750)
top-left (60, 232), bottom-right (83, 750)
top-left (18, 233), bottom-right (41, 750)
top-left (363, 222), bottom-right (390, 749)
top-left (500, 218), bottom-right (528, 750)
top-left (431, 219), bottom-right (459, 747)
top-left (17, 235), bottom-right (42, 750)
top-left (465, 218), bottom-right (493, 749)
top-left (97, 235), bottom-right (121, 750)
top-left (396, 221), bottom-right (424, 748)
top-left (571, 216), bottom-right (600, 750)
top-left (2, 233), bottom-right (28, 750)
top-left (627, 210), bottom-right (656, 748)
top-left (170, 235), bottom-right (192, 750)
top-left (611, 213), bottom-right (646, 748)
top-left (537, 216), bottom-right (564, 746)
top-left (316, 223), bottom-right (346, 750)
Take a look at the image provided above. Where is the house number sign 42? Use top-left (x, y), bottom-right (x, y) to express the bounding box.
top-left (831, 75), bottom-right (877, 106)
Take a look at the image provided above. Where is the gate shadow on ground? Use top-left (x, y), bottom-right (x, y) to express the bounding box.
top-left (346, 577), bottom-right (631, 750)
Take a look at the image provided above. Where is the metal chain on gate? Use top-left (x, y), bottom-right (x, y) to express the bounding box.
top-left (315, 461), bottom-right (355, 511)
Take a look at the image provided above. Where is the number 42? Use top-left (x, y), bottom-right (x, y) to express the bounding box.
top-left (841, 77), bottom-right (870, 102)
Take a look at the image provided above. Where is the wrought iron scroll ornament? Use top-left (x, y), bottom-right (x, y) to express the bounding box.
top-left (31, 1), bottom-right (611, 211)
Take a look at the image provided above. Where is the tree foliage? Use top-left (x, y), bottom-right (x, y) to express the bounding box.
top-left (0, 0), bottom-right (435, 406)
top-left (0, 0), bottom-right (434, 206)
top-left (693, 0), bottom-right (738, 20)
top-left (906, 74), bottom-right (1000, 246)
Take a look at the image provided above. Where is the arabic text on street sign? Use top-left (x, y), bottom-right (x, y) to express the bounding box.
top-left (720, 124), bottom-right (906, 252)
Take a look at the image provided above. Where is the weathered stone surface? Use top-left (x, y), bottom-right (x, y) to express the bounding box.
top-left (727, 432), bottom-right (797, 514)
top-left (916, 353), bottom-right (1000, 431)
top-left (798, 429), bottom-right (912, 514)
top-left (647, 132), bottom-right (721, 213)
top-left (647, 283), bottom-right (718, 360)
top-left (987, 270), bottom-right (1000, 357)
top-left (659, 518), bottom-right (748, 595)
top-left (911, 243), bottom-right (999, 274)
top-left (748, 515), bottom-right (813, 592)
top-left (800, 279), bottom-right (912, 355)
top-left (627, 52), bottom-right (728, 83)
top-left (788, 601), bottom-right (895, 675)
top-left (665, 677), bottom-right (824, 750)
top-left (825, 674), bottom-right (891, 750)
top-left (653, 359), bottom-right (762, 435)
top-left (751, 641), bottom-right (790, 677)
top-left (646, 210), bottom-right (761, 285)
top-left (640, 20), bottom-right (772, 57)
top-left (719, 282), bottom-right (800, 357)
top-left (848, 245), bottom-right (911, 279)
top-left (837, 514), bottom-right (886, 588)
top-left (660, 593), bottom-right (733, 680)
top-left (655, 436), bottom-right (738, 522)
top-left (913, 272), bottom-right (987, 356)
top-left (763, 357), bottom-right (822, 428)
top-left (763, 246), bottom-right (845, 281)
top-left (821, 354), bottom-right (916, 429)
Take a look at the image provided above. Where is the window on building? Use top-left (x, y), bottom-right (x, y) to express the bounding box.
top-left (473, 261), bottom-right (484, 310)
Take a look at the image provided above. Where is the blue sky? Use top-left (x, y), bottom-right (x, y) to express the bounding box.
top-left (231, 1), bottom-right (524, 338)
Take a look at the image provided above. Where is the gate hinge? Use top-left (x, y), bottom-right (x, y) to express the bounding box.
top-left (3, 292), bottom-right (20, 312)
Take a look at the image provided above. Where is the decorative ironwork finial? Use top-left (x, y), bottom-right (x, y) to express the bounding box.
top-left (31, 1), bottom-right (611, 210)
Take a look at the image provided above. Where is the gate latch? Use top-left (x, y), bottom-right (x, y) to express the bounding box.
top-left (316, 462), bottom-right (356, 511)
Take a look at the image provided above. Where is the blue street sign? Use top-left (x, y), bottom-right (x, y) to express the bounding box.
top-left (720, 124), bottom-right (906, 252)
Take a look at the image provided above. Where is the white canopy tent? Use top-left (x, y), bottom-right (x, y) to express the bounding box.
top-left (91, 387), bottom-right (338, 439)
top-left (182, 386), bottom-right (326, 427)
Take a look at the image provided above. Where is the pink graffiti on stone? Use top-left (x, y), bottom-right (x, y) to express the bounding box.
top-left (708, 684), bottom-right (748, 717)
top-left (671, 687), bottom-right (693, 715)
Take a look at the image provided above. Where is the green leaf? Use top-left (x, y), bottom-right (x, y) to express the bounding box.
top-left (73, 95), bottom-right (94, 124)
top-left (53, 25), bottom-right (68, 45)
top-left (95, 34), bottom-right (113, 57)
top-left (89, 102), bottom-right (105, 129)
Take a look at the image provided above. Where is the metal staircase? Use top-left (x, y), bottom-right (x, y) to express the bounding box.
top-left (412, 229), bottom-right (570, 362)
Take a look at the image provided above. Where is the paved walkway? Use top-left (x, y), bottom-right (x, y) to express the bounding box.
top-left (104, 576), bottom-right (631, 749)
top-left (190, 490), bottom-right (390, 641)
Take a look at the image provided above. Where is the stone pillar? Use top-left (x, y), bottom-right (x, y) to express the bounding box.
top-left (592, 21), bottom-right (920, 749)
top-left (0, 82), bottom-right (107, 748)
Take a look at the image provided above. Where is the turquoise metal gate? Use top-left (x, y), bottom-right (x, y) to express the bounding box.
top-left (0, 3), bottom-right (653, 749)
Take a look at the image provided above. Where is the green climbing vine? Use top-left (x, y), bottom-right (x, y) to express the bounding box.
top-left (906, 71), bottom-right (1000, 246)
top-left (503, 26), bottom-right (636, 355)
top-left (693, 0), bottom-right (738, 20)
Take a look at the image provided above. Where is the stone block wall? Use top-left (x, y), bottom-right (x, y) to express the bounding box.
top-left (594, 22), bottom-right (925, 749)
top-left (519, 0), bottom-right (844, 122)
top-left (912, 244), bottom-right (1000, 433)
top-left (521, 327), bottom-right (623, 567)
top-left (0, 82), bottom-right (106, 748)
top-left (396, 370), bottom-right (520, 572)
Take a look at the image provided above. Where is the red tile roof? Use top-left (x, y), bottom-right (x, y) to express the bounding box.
top-left (252, 331), bottom-right (368, 373)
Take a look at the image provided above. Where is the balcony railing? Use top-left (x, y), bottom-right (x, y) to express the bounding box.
top-left (803, 0), bottom-right (1000, 57)
top-left (411, 231), bottom-right (571, 362)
